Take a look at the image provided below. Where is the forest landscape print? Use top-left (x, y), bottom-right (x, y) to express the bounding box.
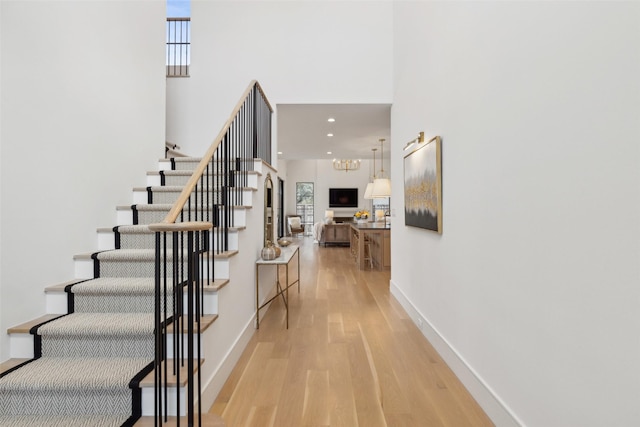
top-left (404, 136), bottom-right (442, 233)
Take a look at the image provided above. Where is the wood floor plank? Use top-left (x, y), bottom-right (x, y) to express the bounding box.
top-left (210, 238), bottom-right (493, 427)
top-left (244, 405), bottom-right (277, 427)
top-left (327, 343), bottom-right (358, 427)
top-left (302, 370), bottom-right (331, 426)
top-left (220, 342), bottom-right (274, 426)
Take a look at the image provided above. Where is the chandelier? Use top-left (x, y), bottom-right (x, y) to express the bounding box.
top-left (332, 159), bottom-right (361, 172)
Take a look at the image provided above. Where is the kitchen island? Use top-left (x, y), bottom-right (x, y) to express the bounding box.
top-left (349, 223), bottom-right (391, 270)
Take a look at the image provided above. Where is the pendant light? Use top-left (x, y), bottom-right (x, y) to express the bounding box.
top-left (364, 148), bottom-right (377, 199)
top-left (371, 138), bottom-right (391, 198)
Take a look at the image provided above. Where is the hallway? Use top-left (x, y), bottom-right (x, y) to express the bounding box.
top-left (210, 237), bottom-right (492, 426)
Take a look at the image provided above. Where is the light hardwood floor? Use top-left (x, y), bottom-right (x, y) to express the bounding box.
top-left (210, 237), bottom-right (493, 427)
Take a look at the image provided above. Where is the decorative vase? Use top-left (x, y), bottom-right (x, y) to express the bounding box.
top-left (261, 244), bottom-right (276, 260)
top-left (273, 245), bottom-right (282, 258)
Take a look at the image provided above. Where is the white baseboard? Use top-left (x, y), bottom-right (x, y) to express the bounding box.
top-left (200, 314), bottom-right (256, 412)
top-left (389, 279), bottom-right (523, 427)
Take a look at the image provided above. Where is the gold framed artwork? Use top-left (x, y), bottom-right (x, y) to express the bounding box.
top-left (403, 135), bottom-right (442, 233)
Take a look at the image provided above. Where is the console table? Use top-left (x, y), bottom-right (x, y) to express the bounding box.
top-left (255, 244), bottom-right (300, 329)
top-left (320, 223), bottom-right (351, 246)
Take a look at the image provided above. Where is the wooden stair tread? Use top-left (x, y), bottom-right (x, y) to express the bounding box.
top-left (134, 414), bottom-right (225, 427)
top-left (7, 314), bottom-right (63, 334)
top-left (44, 279), bottom-right (86, 293)
top-left (139, 359), bottom-right (205, 388)
top-left (166, 315), bottom-right (218, 334)
top-left (213, 250), bottom-right (238, 259)
top-left (0, 358), bottom-right (30, 375)
top-left (206, 279), bottom-right (230, 292)
top-left (213, 225), bottom-right (245, 232)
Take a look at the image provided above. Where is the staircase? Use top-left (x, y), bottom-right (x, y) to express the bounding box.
top-left (0, 81), bottom-right (273, 426)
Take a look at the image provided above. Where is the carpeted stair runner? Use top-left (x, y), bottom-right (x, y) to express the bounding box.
top-left (71, 278), bottom-right (162, 313)
top-left (0, 156), bottom-right (222, 426)
top-left (37, 313), bottom-right (154, 358)
top-left (113, 225), bottom-right (156, 250)
top-left (0, 357), bottom-right (151, 425)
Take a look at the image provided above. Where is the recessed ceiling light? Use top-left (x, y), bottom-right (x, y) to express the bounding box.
top-left (277, 151), bottom-right (283, 155)
top-left (327, 118), bottom-right (335, 123)
top-left (327, 133), bottom-right (334, 137)
top-left (327, 151), bottom-right (332, 155)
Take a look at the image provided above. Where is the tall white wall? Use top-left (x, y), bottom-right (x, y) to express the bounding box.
top-left (166, 0), bottom-right (393, 157)
top-left (0, 1), bottom-right (166, 361)
top-left (391, 2), bottom-right (640, 426)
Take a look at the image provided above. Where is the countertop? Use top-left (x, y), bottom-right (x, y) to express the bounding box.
top-left (349, 222), bottom-right (391, 230)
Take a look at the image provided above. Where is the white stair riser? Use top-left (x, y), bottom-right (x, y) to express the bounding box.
top-left (211, 231), bottom-right (239, 251)
top-left (98, 230), bottom-right (116, 250)
top-left (214, 259), bottom-right (229, 280)
top-left (46, 292), bottom-right (68, 314)
top-left (158, 160), bottom-right (172, 171)
top-left (141, 387), bottom-right (186, 417)
top-left (147, 174), bottom-right (162, 186)
top-left (9, 334), bottom-right (34, 359)
top-left (116, 208), bottom-right (133, 226)
top-left (75, 258), bottom-right (94, 279)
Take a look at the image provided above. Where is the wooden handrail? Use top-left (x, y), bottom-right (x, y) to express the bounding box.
top-left (160, 80), bottom-right (272, 224)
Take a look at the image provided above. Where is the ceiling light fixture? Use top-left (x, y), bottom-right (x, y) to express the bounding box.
top-left (327, 151), bottom-right (332, 155)
top-left (333, 159), bottom-right (361, 172)
top-left (327, 118), bottom-right (335, 122)
top-left (327, 133), bottom-right (334, 137)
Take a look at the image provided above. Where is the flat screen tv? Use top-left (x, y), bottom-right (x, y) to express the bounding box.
top-left (329, 188), bottom-right (358, 208)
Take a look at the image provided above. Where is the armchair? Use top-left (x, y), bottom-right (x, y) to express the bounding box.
top-left (287, 216), bottom-right (305, 237)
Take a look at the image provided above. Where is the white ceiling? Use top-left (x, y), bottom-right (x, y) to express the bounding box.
top-left (276, 104), bottom-right (391, 161)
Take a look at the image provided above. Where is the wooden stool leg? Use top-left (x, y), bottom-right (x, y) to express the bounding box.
top-left (364, 237), bottom-right (373, 269)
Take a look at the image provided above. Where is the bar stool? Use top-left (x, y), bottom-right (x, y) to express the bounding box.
top-left (363, 235), bottom-right (373, 269)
